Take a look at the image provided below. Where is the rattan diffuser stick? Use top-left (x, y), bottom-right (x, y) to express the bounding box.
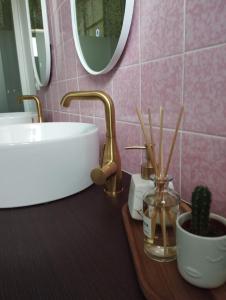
top-left (159, 106), bottom-right (164, 178)
top-left (148, 108), bottom-right (158, 175)
top-left (136, 107), bottom-right (150, 144)
top-left (136, 107), bottom-right (157, 175)
top-left (158, 106), bottom-right (167, 253)
top-left (164, 106), bottom-right (184, 177)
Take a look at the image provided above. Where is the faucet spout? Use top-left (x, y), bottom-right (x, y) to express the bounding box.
top-left (61, 91), bottom-right (115, 138)
top-left (60, 90), bottom-right (123, 197)
top-left (17, 95), bottom-right (43, 123)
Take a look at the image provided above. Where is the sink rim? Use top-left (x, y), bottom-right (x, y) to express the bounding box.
top-left (0, 122), bottom-right (98, 147)
top-left (0, 112), bottom-right (36, 118)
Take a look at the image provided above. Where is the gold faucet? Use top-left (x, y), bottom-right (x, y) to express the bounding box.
top-left (60, 90), bottom-right (123, 197)
top-left (17, 95), bottom-right (43, 123)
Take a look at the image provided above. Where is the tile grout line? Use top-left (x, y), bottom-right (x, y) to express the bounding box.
top-left (75, 48), bottom-right (81, 122)
top-left (44, 104), bottom-right (226, 141)
top-left (138, 0), bottom-right (142, 167)
top-left (59, 2), bottom-right (67, 121)
top-left (179, 0), bottom-right (187, 196)
top-left (71, 36), bottom-right (226, 83)
top-left (43, 108), bottom-right (226, 140)
top-left (112, 42), bottom-right (226, 72)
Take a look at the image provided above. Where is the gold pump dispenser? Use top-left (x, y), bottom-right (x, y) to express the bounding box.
top-left (125, 144), bottom-right (155, 179)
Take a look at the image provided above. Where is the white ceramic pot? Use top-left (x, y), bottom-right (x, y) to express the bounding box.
top-left (176, 212), bottom-right (226, 288)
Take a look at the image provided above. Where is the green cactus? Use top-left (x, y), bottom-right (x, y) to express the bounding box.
top-left (191, 186), bottom-right (212, 236)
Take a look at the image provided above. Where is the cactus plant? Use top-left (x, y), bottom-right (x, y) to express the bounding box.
top-left (191, 186), bottom-right (212, 236)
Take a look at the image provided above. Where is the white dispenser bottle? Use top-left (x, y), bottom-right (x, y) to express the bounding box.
top-left (128, 162), bottom-right (154, 220)
top-left (126, 145), bottom-right (154, 220)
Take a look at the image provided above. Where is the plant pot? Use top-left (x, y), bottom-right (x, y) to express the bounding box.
top-left (176, 212), bottom-right (226, 288)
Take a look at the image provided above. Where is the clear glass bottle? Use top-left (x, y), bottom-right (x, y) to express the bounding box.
top-left (143, 175), bottom-right (180, 262)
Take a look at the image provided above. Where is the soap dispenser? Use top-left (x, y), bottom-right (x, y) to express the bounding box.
top-left (126, 145), bottom-right (155, 220)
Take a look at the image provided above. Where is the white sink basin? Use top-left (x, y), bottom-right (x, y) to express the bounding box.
top-left (0, 112), bottom-right (36, 125)
top-left (0, 122), bottom-right (99, 208)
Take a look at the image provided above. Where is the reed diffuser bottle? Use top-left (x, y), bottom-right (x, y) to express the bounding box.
top-left (143, 175), bottom-right (180, 262)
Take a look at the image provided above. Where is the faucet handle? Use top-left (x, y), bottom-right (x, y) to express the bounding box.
top-left (91, 162), bottom-right (117, 185)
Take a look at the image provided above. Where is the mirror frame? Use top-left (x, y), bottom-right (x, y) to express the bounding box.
top-left (70, 0), bottom-right (134, 75)
top-left (25, 0), bottom-right (51, 88)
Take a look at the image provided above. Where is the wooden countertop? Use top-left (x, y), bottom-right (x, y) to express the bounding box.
top-left (0, 172), bottom-right (145, 300)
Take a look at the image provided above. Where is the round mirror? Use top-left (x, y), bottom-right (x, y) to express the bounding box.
top-left (25, 0), bottom-right (51, 88)
top-left (71, 0), bottom-right (134, 75)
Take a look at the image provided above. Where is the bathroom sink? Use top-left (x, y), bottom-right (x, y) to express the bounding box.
top-left (0, 112), bottom-right (36, 125)
top-left (0, 122), bottom-right (99, 208)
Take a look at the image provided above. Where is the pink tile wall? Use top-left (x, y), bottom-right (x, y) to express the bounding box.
top-left (39, 0), bottom-right (226, 215)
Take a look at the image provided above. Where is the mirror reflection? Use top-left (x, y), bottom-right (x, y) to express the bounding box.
top-left (0, 0), bottom-right (23, 113)
top-left (71, 0), bottom-right (134, 75)
top-left (29, 0), bottom-right (44, 82)
top-left (26, 0), bottom-right (51, 87)
top-left (76, 0), bottom-right (125, 72)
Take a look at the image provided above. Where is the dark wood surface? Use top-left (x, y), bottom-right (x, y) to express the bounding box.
top-left (0, 172), bottom-right (145, 300)
top-left (122, 203), bottom-right (226, 300)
